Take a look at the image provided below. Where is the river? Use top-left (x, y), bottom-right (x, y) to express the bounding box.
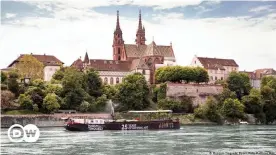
top-left (1, 125), bottom-right (276, 155)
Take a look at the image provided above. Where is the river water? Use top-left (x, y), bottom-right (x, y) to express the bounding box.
top-left (1, 125), bottom-right (276, 155)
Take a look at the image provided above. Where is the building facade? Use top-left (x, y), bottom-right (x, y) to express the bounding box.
top-left (71, 10), bottom-right (176, 84)
top-left (241, 68), bottom-right (276, 89)
top-left (190, 56), bottom-right (239, 83)
top-left (6, 54), bottom-right (63, 81)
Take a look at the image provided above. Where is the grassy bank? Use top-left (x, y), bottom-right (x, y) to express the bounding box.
top-left (3, 110), bottom-right (42, 115)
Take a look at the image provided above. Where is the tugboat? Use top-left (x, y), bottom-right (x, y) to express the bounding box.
top-left (64, 110), bottom-right (180, 131)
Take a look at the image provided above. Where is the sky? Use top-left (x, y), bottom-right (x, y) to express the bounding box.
top-left (1, 0), bottom-right (276, 71)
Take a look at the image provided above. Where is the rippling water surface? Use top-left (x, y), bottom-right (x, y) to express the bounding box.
top-left (1, 125), bottom-right (276, 155)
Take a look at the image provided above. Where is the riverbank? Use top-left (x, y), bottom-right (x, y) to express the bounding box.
top-left (1, 113), bottom-right (217, 128)
top-left (1, 113), bottom-right (253, 128)
top-left (0, 113), bottom-right (112, 128)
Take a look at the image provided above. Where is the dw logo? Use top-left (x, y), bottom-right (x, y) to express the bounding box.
top-left (7, 124), bottom-right (40, 143)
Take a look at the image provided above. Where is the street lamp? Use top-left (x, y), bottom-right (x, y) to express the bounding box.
top-left (21, 77), bottom-right (30, 85)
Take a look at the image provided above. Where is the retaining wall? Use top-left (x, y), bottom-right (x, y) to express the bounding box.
top-left (1, 113), bottom-right (112, 128)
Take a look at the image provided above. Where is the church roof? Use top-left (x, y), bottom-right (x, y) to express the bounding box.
top-left (124, 42), bottom-right (174, 58)
top-left (86, 59), bottom-right (131, 71)
top-left (130, 58), bottom-right (150, 70)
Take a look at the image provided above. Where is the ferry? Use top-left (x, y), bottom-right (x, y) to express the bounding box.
top-left (64, 110), bottom-right (180, 131)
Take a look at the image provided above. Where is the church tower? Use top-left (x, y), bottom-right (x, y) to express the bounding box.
top-left (113, 10), bottom-right (125, 61)
top-left (135, 10), bottom-right (146, 45)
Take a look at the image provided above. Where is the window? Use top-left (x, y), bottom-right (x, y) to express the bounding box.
top-left (118, 48), bottom-right (121, 54)
top-left (142, 70), bottom-right (146, 75)
top-left (118, 56), bottom-right (121, 60)
top-left (116, 77), bottom-right (119, 84)
top-left (210, 76), bottom-right (213, 80)
top-left (104, 77), bottom-right (108, 84)
top-left (215, 76), bottom-right (217, 80)
top-left (221, 77), bottom-right (223, 80)
top-left (195, 61), bottom-right (196, 64)
top-left (110, 77), bottom-right (114, 85)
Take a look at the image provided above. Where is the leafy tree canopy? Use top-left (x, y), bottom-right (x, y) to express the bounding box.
top-left (15, 55), bottom-right (44, 80)
top-left (226, 72), bottom-right (252, 99)
top-left (116, 73), bottom-right (150, 111)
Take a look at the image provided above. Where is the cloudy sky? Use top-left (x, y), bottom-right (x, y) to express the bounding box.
top-left (1, 0), bottom-right (276, 71)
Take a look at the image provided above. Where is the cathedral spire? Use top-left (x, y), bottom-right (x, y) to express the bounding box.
top-left (135, 9), bottom-right (146, 45)
top-left (113, 10), bottom-right (125, 61)
top-left (138, 9), bottom-right (142, 31)
top-left (116, 10), bottom-right (121, 31)
top-left (84, 51), bottom-right (89, 63)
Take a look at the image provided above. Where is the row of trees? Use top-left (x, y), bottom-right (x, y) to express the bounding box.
top-left (1, 66), bottom-right (152, 113)
top-left (155, 66), bottom-right (209, 84)
top-left (194, 73), bottom-right (276, 124)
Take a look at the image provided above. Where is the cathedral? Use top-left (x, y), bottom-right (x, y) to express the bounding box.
top-left (71, 10), bottom-right (176, 84)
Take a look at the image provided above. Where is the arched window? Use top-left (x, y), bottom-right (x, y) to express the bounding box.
top-left (110, 77), bottom-right (114, 85)
top-left (104, 77), bottom-right (108, 84)
top-left (116, 77), bottom-right (119, 84)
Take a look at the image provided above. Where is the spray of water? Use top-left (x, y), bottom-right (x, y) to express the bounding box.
top-left (105, 99), bottom-right (115, 119)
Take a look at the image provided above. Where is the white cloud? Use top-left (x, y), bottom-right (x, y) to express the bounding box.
top-left (5, 13), bottom-right (17, 19)
top-left (1, 3), bottom-right (276, 72)
top-left (131, 0), bottom-right (203, 10)
top-left (26, 0), bottom-right (203, 10)
top-left (249, 5), bottom-right (274, 13)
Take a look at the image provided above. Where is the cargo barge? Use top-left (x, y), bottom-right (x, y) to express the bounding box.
top-left (64, 110), bottom-right (180, 131)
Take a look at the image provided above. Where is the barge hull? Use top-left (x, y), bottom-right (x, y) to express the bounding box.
top-left (65, 120), bottom-right (180, 131)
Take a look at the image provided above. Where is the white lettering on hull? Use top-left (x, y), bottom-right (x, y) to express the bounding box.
top-left (159, 123), bottom-right (174, 129)
top-left (88, 125), bottom-right (103, 131)
top-left (121, 124), bottom-right (148, 130)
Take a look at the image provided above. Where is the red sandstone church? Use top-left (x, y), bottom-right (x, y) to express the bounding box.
top-left (71, 10), bottom-right (176, 84)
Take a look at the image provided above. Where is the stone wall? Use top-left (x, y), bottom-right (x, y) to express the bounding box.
top-left (1, 113), bottom-right (112, 128)
top-left (166, 83), bottom-right (223, 106)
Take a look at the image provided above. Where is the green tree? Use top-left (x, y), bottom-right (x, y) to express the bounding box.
top-left (46, 84), bottom-right (62, 96)
top-left (260, 77), bottom-right (276, 124)
top-left (261, 76), bottom-right (276, 90)
top-left (43, 93), bottom-right (60, 113)
top-left (0, 90), bottom-right (15, 110)
top-left (15, 55), bottom-right (44, 80)
top-left (83, 69), bottom-right (102, 97)
top-left (95, 94), bottom-right (108, 111)
top-left (25, 86), bottom-right (45, 110)
top-left (155, 66), bottom-right (209, 84)
top-left (7, 71), bottom-right (20, 97)
top-left (52, 69), bottom-right (65, 81)
top-left (102, 85), bottom-right (118, 100)
top-left (1, 71), bottom-right (7, 83)
top-left (18, 94), bottom-right (33, 110)
top-left (79, 101), bottom-right (90, 112)
top-left (221, 98), bottom-right (245, 120)
top-left (241, 89), bottom-right (262, 114)
top-left (226, 72), bottom-right (252, 99)
top-left (116, 73), bottom-right (150, 111)
top-left (61, 68), bottom-right (86, 109)
top-left (214, 88), bottom-right (237, 108)
top-left (194, 96), bottom-right (222, 123)
top-left (194, 67), bottom-right (209, 83)
top-left (31, 79), bottom-right (46, 89)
